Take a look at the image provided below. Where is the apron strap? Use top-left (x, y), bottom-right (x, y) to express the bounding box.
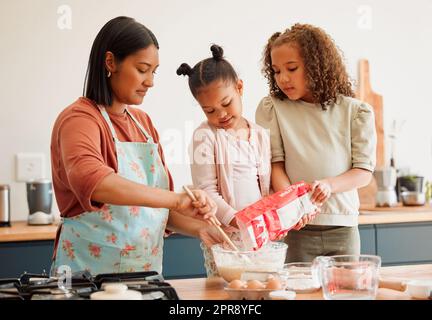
top-left (125, 108), bottom-right (153, 142)
top-left (97, 105), bottom-right (154, 143)
top-left (98, 106), bottom-right (120, 142)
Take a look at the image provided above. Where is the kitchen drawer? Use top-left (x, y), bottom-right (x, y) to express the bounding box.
top-left (376, 222), bottom-right (432, 264)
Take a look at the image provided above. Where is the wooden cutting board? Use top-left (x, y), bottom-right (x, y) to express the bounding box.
top-left (356, 59), bottom-right (384, 207)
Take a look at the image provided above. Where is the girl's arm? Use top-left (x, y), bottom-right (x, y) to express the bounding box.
top-left (271, 162), bottom-right (292, 192)
top-left (167, 211), bottom-right (226, 247)
top-left (325, 168), bottom-right (372, 192)
top-left (92, 172), bottom-right (217, 219)
top-left (311, 168), bottom-right (373, 204)
top-left (272, 161), bottom-right (320, 230)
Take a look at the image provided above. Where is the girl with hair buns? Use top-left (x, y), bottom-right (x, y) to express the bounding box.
top-left (256, 23), bottom-right (377, 262)
top-left (177, 45), bottom-right (310, 276)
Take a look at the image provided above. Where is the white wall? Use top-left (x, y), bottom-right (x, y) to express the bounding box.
top-left (1, 0), bottom-right (432, 221)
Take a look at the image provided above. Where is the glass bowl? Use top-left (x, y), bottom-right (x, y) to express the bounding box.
top-left (279, 262), bottom-right (321, 293)
top-left (211, 242), bottom-right (287, 282)
top-left (312, 254), bottom-right (381, 300)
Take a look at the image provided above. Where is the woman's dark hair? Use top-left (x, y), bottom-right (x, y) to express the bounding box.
top-left (262, 23), bottom-right (354, 110)
top-left (84, 16), bottom-right (159, 106)
top-left (176, 44), bottom-right (238, 97)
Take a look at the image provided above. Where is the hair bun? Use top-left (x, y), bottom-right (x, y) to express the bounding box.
top-left (176, 63), bottom-right (193, 76)
top-left (210, 44), bottom-right (224, 61)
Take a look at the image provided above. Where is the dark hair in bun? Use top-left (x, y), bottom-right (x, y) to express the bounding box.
top-left (176, 63), bottom-right (193, 76)
top-left (176, 44), bottom-right (238, 97)
top-left (210, 44), bottom-right (224, 60)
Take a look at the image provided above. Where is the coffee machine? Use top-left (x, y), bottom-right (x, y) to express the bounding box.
top-left (27, 179), bottom-right (54, 225)
top-left (374, 167), bottom-right (398, 207)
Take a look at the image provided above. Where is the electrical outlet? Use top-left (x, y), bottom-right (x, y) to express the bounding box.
top-left (15, 153), bottom-right (46, 182)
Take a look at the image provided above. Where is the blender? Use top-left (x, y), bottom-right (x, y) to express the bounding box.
top-left (27, 179), bottom-right (54, 225)
top-left (374, 167), bottom-right (398, 207)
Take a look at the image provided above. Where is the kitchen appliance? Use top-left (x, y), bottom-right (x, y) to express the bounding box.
top-left (26, 179), bottom-right (54, 225)
top-left (396, 175), bottom-right (424, 201)
top-left (0, 184), bottom-right (11, 227)
top-left (0, 271), bottom-right (179, 300)
top-left (374, 167), bottom-right (398, 207)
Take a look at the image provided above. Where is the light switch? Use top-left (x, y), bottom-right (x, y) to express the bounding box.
top-left (15, 153), bottom-right (45, 182)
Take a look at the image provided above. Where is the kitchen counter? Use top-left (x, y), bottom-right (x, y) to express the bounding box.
top-left (1, 204), bottom-right (432, 242)
top-left (168, 264), bottom-right (432, 300)
top-left (0, 221), bottom-right (59, 242)
top-left (358, 203), bottom-right (432, 225)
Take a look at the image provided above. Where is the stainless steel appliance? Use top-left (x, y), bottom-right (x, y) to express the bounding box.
top-left (0, 271), bottom-right (179, 300)
top-left (26, 179), bottom-right (54, 225)
top-left (0, 184), bottom-right (11, 227)
top-left (396, 175), bottom-right (424, 201)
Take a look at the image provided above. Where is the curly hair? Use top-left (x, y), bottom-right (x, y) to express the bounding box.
top-left (262, 23), bottom-right (354, 110)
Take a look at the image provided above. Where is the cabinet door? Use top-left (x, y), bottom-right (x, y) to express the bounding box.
top-left (359, 225), bottom-right (376, 255)
top-left (0, 236), bottom-right (206, 279)
top-left (376, 222), bottom-right (432, 265)
top-left (162, 234), bottom-right (206, 279)
top-left (0, 241), bottom-right (54, 278)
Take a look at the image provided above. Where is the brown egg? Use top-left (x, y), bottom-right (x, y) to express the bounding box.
top-left (228, 279), bottom-right (245, 289)
top-left (247, 279), bottom-right (265, 290)
top-left (266, 277), bottom-right (282, 290)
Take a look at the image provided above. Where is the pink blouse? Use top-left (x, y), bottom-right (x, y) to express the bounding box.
top-left (190, 120), bottom-right (271, 226)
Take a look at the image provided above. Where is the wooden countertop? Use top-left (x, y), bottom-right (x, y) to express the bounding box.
top-left (168, 264), bottom-right (432, 300)
top-left (0, 221), bottom-right (59, 243)
top-left (359, 203), bottom-right (432, 225)
top-left (1, 204), bottom-right (432, 243)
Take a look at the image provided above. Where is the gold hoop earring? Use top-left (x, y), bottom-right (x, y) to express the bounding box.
top-left (107, 71), bottom-right (111, 78)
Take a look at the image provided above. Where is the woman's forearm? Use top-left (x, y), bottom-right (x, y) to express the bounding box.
top-left (92, 172), bottom-right (180, 210)
top-left (325, 168), bottom-right (373, 193)
top-left (271, 161), bottom-right (291, 192)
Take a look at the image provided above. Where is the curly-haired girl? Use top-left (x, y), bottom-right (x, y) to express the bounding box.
top-left (256, 23), bottom-right (377, 262)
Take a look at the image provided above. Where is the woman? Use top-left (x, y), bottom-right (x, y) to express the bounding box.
top-left (50, 16), bottom-right (222, 276)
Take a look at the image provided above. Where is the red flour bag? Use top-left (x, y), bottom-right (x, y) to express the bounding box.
top-left (235, 181), bottom-right (317, 251)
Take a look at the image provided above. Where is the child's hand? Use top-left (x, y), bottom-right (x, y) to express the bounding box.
top-left (311, 180), bottom-right (332, 204)
top-left (198, 224), bottom-right (233, 248)
top-left (229, 217), bottom-right (239, 229)
top-left (176, 189), bottom-right (218, 222)
top-left (292, 207), bottom-right (320, 230)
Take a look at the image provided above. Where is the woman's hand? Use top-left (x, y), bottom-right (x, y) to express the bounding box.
top-left (311, 180), bottom-right (332, 205)
top-left (175, 189), bottom-right (217, 222)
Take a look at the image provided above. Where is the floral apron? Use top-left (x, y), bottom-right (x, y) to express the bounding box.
top-left (52, 106), bottom-right (169, 275)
